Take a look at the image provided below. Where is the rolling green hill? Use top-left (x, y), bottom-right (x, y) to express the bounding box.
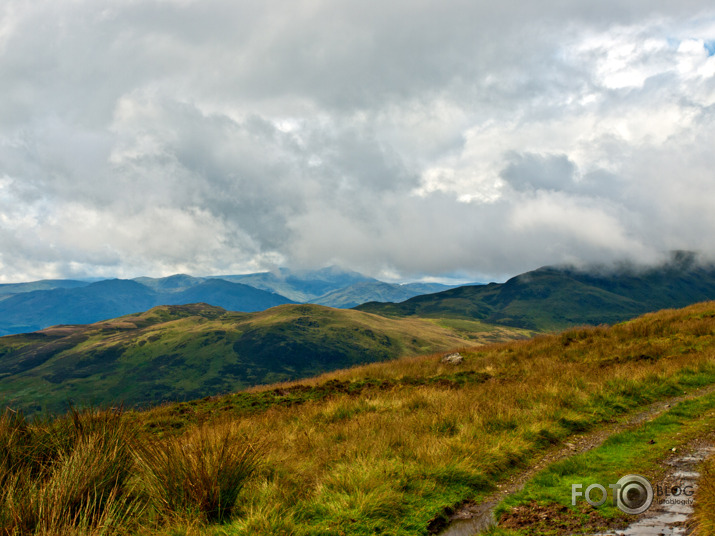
top-left (357, 257), bottom-right (715, 330)
top-left (0, 303), bottom-right (527, 415)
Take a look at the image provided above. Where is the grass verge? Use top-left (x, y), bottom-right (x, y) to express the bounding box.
top-left (691, 451), bottom-right (715, 535)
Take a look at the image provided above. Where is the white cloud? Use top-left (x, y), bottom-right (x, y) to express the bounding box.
top-left (1, 1), bottom-right (715, 282)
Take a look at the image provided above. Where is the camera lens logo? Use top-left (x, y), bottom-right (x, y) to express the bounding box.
top-left (615, 475), bottom-right (653, 515)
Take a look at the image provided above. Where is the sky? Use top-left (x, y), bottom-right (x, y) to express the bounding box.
top-left (1, 1), bottom-right (714, 283)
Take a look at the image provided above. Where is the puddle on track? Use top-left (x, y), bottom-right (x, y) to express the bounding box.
top-left (436, 503), bottom-right (497, 536)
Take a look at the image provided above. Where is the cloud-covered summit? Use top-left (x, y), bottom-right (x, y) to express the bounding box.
top-left (1, 1), bottom-right (714, 282)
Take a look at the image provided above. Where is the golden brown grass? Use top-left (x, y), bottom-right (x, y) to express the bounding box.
top-left (134, 423), bottom-right (259, 523)
top-left (0, 409), bottom-right (258, 535)
top-left (164, 302), bottom-right (715, 534)
top-left (692, 455), bottom-right (715, 535)
top-left (0, 407), bottom-right (143, 536)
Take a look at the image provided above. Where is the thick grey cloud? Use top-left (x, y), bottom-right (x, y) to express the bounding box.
top-left (1, 0), bottom-right (715, 282)
top-left (501, 153), bottom-right (578, 193)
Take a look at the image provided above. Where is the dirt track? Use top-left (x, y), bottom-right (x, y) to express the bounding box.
top-left (431, 384), bottom-right (715, 536)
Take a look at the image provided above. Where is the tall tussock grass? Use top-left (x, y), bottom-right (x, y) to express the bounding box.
top-left (135, 423), bottom-right (259, 523)
top-left (0, 407), bottom-right (141, 535)
top-left (0, 408), bottom-right (260, 535)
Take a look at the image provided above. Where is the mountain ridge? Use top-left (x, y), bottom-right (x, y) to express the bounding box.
top-left (356, 258), bottom-right (715, 330)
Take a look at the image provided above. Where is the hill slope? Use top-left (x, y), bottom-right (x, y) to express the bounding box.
top-left (357, 257), bottom-right (715, 330)
top-left (0, 303), bottom-right (524, 415)
top-left (135, 301), bottom-right (715, 534)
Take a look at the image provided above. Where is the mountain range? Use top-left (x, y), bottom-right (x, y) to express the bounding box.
top-left (0, 279), bottom-right (293, 336)
top-left (3, 253), bottom-right (715, 414)
top-left (0, 268), bottom-right (459, 336)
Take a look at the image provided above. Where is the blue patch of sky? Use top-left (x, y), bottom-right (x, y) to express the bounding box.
top-left (705, 40), bottom-right (715, 56)
top-left (666, 37), bottom-right (681, 50)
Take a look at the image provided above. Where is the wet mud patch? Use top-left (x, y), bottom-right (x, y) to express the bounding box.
top-left (498, 502), bottom-right (628, 535)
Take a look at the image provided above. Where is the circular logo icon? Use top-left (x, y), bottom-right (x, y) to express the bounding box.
top-left (615, 474), bottom-right (653, 514)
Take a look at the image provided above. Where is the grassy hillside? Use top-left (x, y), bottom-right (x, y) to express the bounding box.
top-left (357, 259), bottom-right (715, 331)
top-left (147, 301), bottom-right (715, 535)
top-left (3, 301), bottom-right (715, 536)
top-left (0, 303), bottom-right (525, 415)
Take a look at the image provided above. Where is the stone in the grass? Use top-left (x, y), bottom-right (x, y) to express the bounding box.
top-left (440, 352), bottom-right (464, 365)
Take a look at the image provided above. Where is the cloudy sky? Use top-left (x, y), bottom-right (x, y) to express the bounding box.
top-left (1, 1), bottom-right (714, 283)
